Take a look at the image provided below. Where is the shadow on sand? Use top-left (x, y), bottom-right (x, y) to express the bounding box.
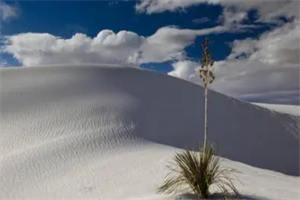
top-left (174, 193), bottom-right (270, 200)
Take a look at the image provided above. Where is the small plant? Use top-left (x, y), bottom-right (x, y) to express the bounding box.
top-left (158, 144), bottom-right (239, 199)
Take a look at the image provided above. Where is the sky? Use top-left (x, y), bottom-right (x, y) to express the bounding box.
top-left (0, 0), bottom-right (299, 105)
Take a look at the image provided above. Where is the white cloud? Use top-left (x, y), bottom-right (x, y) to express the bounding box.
top-left (168, 60), bottom-right (199, 82)
top-left (0, 2), bottom-right (18, 21)
top-left (136, 0), bottom-right (300, 25)
top-left (162, 0), bottom-right (300, 104)
top-left (135, 0), bottom-right (210, 14)
top-left (3, 31), bottom-right (143, 66)
top-left (219, 6), bottom-right (248, 27)
top-left (168, 21), bottom-right (300, 104)
top-left (3, 26), bottom-right (228, 67)
top-left (140, 25), bottom-right (227, 63)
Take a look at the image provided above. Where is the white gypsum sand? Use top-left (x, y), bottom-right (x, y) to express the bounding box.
top-left (253, 103), bottom-right (300, 116)
top-left (0, 65), bottom-right (299, 200)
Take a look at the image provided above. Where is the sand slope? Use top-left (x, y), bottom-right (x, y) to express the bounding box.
top-left (0, 66), bottom-right (299, 200)
top-left (254, 103), bottom-right (300, 116)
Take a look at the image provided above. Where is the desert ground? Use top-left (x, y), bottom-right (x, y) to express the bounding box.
top-left (0, 66), bottom-right (299, 200)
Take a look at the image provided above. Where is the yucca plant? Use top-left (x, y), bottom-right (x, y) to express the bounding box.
top-left (158, 145), bottom-right (239, 199)
top-left (198, 38), bottom-right (215, 150)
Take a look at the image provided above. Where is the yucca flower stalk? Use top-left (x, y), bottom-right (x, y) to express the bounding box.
top-left (198, 38), bottom-right (215, 151)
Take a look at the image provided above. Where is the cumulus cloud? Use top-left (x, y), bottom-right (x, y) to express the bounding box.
top-left (136, 0), bottom-right (300, 24)
top-left (3, 26), bottom-right (227, 66)
top-left (228, 21), bottom-right (300, 65)
top-left (140, 0), bottom-right (299, 103)
top-left (0, 2), bottom-right (18, 21)
top-left (168, 21), bottom-right (300, 104)
top-left (140, 25), bottom-right (226, 63)
top-left (3, 31), bottom-right (142, 66)
top-left (168, 60), bottom-right (199, 82)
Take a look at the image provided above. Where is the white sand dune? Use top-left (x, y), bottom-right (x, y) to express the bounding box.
top-left (254, 103), bottom-right (300, 116)
top-left (0, 65), bottom-right (299, 200)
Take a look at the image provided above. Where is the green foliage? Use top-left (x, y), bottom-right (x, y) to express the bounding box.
top-left (158, 145), bottom-right (239, 199)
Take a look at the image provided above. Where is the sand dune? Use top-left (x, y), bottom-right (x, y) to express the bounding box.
top-left (254, 103), bottom-right (300, 116)
top-left (0, 66), bottom-right (299, 199)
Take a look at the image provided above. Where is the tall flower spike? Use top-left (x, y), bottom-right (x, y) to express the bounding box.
top-left (198, 38), bottom-right (215, 151)
top-left (199, 38), bottom-right (215, 86)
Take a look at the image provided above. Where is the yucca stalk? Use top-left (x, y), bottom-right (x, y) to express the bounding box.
top-left (198, 38), bottom-right (215, 150)
top-left (158, 144), bottom-right (239, 199)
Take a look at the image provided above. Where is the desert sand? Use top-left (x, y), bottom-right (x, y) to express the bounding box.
top-left (0, 65), bottom-right (299, 200)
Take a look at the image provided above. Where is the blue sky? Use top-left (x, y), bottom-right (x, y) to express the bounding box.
top-left (2, 1), bottom-right (270, 65)
top-left (0, 0), bottom-right (299, 104)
